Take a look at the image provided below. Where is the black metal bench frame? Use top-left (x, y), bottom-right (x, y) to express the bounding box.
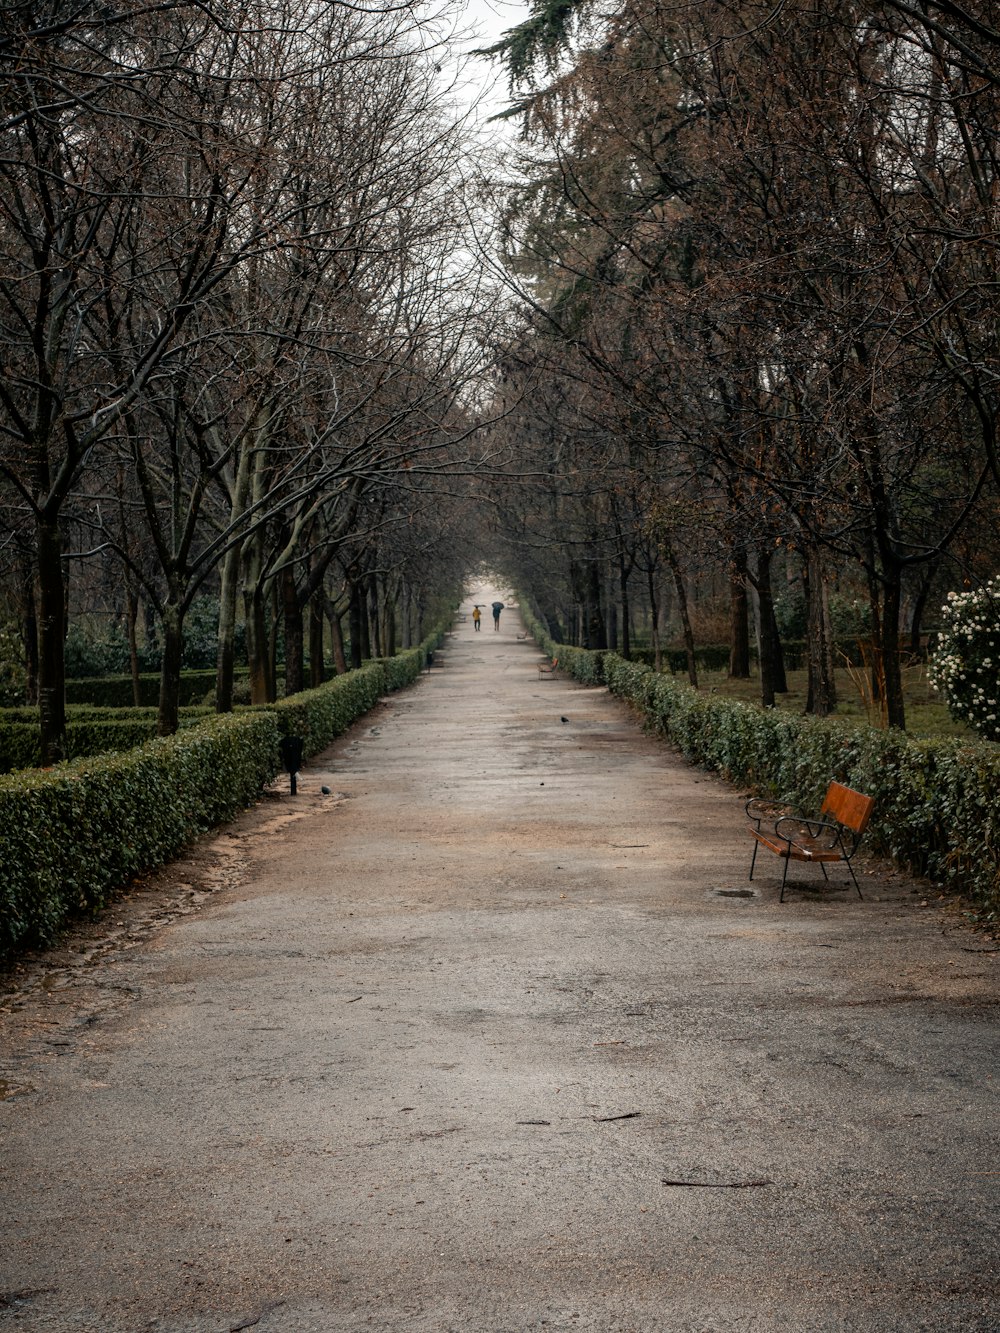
top-left (746, 780), bottom-right (874, 902)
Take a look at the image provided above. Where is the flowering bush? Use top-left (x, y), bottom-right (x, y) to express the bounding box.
top-left (928, 579), bottom-right (1000, 742)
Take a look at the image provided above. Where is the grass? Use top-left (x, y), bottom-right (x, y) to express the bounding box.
top-left (692, 661), bottom-right (974, 739)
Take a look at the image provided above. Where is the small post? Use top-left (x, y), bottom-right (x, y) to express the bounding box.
top-left (278, 735), bottom-right (305, 795)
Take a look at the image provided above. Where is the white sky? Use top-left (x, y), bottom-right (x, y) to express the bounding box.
top-left (443, 0), bottom-right (530, 129)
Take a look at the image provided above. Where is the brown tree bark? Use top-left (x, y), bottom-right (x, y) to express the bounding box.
top-left (157, 601), bottom-right (184, 736)
top-left (36, 517), bottom-right (67, 764)
top-left (728, 550), bottom-right (751, 679)
top-left (804, 547), bottom-right (837, 716)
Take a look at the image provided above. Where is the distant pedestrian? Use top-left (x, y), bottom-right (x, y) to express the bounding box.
top-left (472, 606), bottom-right (482, 631)
top-left (491, 601), bottom-right (504, 631)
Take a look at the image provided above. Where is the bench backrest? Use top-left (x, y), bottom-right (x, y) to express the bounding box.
top-left (821, 781), bottom-right (875, 835)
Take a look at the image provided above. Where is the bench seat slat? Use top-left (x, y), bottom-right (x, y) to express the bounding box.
top-left (751, 831), bottom-right (846, 863)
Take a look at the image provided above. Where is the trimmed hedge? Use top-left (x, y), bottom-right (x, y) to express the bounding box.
top-left (517, 595), bottom-right (1000, 915)
top-left (0, 629), bottom-right (450, 960)
top-left (0, 712), bottom-right (281, 960)
top-left (65, 670), bottom-right (249, 708)
top-left (1, 705), bottom-right (213, 725)
top-left (376, 641), bottom-right (436, 693)
top-left (264, 663), bottom-right (387, 755)
top-left (261, 636), bottom-right (441, 757)
top-left (0, 711), bottom-right (213, 774)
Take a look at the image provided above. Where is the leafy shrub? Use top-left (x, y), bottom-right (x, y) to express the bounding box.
top-left (928, 579), bottom-right (1000, 742)
top-left (0, 713), bottom-right (216, 772)
top-left (182, 596), bottom-right (239, 669)
top-left (0, 712), bottom-right (280, 959)
top-left (261, 631), bottom-right (444, 757)
top-left (63, 598), bottom-right (247, 678)
top-left (376, 638), bottom-right (439, 692)
top-left (0, 619), bottom-right (454, 959)
top-left (66, 669), bottom-right (248, 708)
top-left (266, 662), bottom-right (386, 755)
top-left (64, 623), bottom-right (137, 678)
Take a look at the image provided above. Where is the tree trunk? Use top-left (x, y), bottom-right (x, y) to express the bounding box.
top-left (384, 594), bottom-right (396, 659)
top-left (399, 582), bottom-right (412, 650)
top-left (215, 542), bottom-right (242, 713)
top-left (245, 586), bottom-right (271, 704)
top-left (241, 527), bottom-right (272, 704)
top-left (22, 572), bottom-right (39, 706)
top-left (804, 547), bottom-right (837, 716)
top-left (909, 570), bottom-right (934, 657)
top-left (755, 547), bottom-right (779, 708)
top-left (157, 601), bottom-right (184, 736)
top-left (282, 565), bottom-right (305, 696)
top-left (618, 555), bottom-right (631, 659)
top-left (348, 577), bottom-right (364, 670)
top-left (365, 578), bottom-right (378, 657)
top-left (362, 578), bottom-right (374, 659)
top-left (728, 551), bottom-right (751, 678)
top-left (665, 544), bottom-right (697, 688)
top-left (268, 580), bottom-right (280, 700)
top-left (309, 590), bottom-right (325, 687)
top-left (36, 517), bottom-right (67, 764)
top-left (328, 599), bottom-right (348, 675)
top-left (125, 582), bottom-right (142, 706)
top-left (880, 568), bottom-right (906, 729)
top-left (646, 568), bottom-right (662, 673)
top-left (584, 560), bottom-right (607, 649)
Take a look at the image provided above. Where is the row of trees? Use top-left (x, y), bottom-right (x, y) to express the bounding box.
top-left (1, 0), bottom-right (502, 758)
top-left (482, 0), bottom-right (1000, 728)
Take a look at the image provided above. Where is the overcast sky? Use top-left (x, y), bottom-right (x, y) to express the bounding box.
top-left (445, 0), bottom-right (529, 128)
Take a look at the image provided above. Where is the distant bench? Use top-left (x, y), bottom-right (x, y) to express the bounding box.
top-left (538, 658), bottom-right (558, 679)
top-left (746, 780), bottom-right (874, 902)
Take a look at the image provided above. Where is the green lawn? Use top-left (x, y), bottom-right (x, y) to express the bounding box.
top-left (693, 662), bottom-right (973, 739)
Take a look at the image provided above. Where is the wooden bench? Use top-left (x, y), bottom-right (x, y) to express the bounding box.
top-left (538, 657), bottom-right (558, 679)
top-left (746, 781), bottom-right (874, 902)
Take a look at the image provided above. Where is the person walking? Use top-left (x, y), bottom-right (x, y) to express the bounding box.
top-left (472, 606), bottom-right (482, 632)
top-left (491, 601), bottom-right (504, 631)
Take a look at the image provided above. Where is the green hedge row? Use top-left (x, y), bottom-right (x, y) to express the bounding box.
top-left (0, 712), bottom-right (281, 960)
top-left (264, 663), bottom-right (386, 755)
top-left (64, 669), bottom-right (243, 707)
top-left (262, 639), bottom-right (438, 757)
top-left (0, 630), bottom-right (448, 960)
top-left (556, 640), bottom-right (871, 676)
top-left (377, 642), bottom-right (435, 693)
top-left (627, 645), bottom-right (732, 673)
top-left (0, 712), bottom-right (212, 774)
top-left (518, 598), bottom-right (1000, 915)
top-left (1, 705), bottom-right (213, 725)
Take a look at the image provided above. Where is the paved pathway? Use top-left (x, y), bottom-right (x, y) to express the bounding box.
top-left (1, 584), bottom-right (999, 1332)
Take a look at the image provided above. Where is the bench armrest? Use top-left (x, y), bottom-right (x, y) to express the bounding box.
top-left (776, 811), bottom-right (837, 836)
top-left (774, 814), bottom-right (861, 857)
top-left (745, 796), bottom-right (789, 829)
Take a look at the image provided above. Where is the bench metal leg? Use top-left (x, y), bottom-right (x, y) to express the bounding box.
top-left (749, 840), bottom-right (759, 881)
top-left (845, 857), bottom-right (864, 901)
top-left (780, 854), bottom-right (791, 902)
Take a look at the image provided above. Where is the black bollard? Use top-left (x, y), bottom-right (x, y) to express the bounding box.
top-left (278, 735), bottom-right (305, 795)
